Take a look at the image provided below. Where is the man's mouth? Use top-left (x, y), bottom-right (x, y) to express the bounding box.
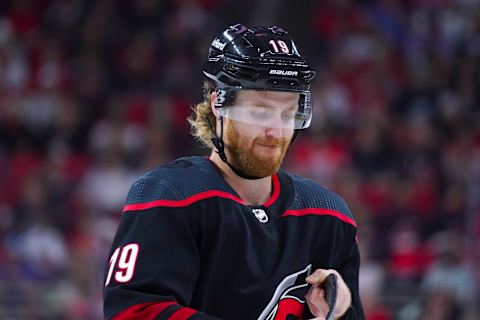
top-left (256, 143), bottom-right (280, 151)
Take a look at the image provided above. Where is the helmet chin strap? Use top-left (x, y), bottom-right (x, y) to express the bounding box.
top-left (208, 117), bottom-right (265, 180)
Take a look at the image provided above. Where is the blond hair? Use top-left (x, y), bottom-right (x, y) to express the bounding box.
top-left (188, 81), bottom-right (217, 149)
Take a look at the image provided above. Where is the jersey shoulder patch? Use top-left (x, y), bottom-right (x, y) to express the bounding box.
top-left (125, 156), bottom-right (233, 207)
top-left (287, 174), bottom-right (355, 222)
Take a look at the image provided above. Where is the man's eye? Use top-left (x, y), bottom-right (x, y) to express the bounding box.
top-left (250, 110), bottom-right (269, 119)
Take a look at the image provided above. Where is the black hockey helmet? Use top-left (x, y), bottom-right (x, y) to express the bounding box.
top-left (203, 23), bottom-right (316, 130)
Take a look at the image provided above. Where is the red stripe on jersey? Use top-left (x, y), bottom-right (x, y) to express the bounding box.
top-left (282, 208), bottom-right (357, 227)
top-left (123, 190), bottom-right (246, 212)
top-left (264, 173), bottom-right (280, 207)
top-left (169, 307), bottom-right (197, 320)
top-left (112, 301), bottom-right (175, 319)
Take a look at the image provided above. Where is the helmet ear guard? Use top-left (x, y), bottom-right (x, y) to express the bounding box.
top-left (213, 87), bottom-right (237, 108)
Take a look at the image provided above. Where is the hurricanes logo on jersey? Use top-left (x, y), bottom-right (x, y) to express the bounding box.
top-left (257, 265), bottom-right (312, 320)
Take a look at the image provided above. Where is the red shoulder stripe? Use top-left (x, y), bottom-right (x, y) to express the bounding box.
top-left (112, 301), bottom-right (198, 320)
top-left (169, 307), bottom-right (198, 320)
top-left (281, 208), bottom-right (357, 227)
top-left (112, 301), bottom-right (174, 319)
top-left (123, 190), bottom-right (245, 212)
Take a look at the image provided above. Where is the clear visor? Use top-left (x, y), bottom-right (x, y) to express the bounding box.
top-left (218, 91), bottom-right (312, 130)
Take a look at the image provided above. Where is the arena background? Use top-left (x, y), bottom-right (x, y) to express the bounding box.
top-left (0, 0), bottom-right (479, 319)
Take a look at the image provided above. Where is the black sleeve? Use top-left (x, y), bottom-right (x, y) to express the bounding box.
top-left (103, 178), bottom-right (221, 320)
top-left (303, 228), bottom-right (365, 320)
top-left (338, 230), bottom-right (364, 320)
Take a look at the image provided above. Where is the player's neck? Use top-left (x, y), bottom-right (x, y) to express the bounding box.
top-left (209, 152), bottom-right (272, 206)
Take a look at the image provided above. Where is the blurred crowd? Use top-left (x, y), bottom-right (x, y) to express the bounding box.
top-left (0, 0), bottom-right (479, 319)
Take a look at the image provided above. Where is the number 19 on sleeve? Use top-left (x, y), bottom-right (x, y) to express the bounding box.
top-left (105, 243), bottom-right (139, 286)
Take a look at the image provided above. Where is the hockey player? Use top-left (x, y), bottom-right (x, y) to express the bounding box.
top-left (104, 24), bottom-right (364, 320)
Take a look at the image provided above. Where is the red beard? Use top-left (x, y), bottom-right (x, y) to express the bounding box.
top-left (225, 121), bottom-right (291, 177)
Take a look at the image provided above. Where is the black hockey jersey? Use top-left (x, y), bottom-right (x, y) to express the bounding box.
top-left (103, 156), bottom-right (364, 319)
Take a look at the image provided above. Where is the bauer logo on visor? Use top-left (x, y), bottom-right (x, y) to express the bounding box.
top-left (269, 70), bottom-right (299, 76)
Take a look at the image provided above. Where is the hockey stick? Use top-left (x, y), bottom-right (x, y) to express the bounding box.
top-left (322, 273), bottom-right (337, 320)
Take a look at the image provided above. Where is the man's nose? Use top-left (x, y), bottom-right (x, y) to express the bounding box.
top-left (265, 117), bottom-right (284, 138)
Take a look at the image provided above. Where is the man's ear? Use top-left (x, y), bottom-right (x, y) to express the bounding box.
top-left (210, 91), bottom-right (221, 119)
